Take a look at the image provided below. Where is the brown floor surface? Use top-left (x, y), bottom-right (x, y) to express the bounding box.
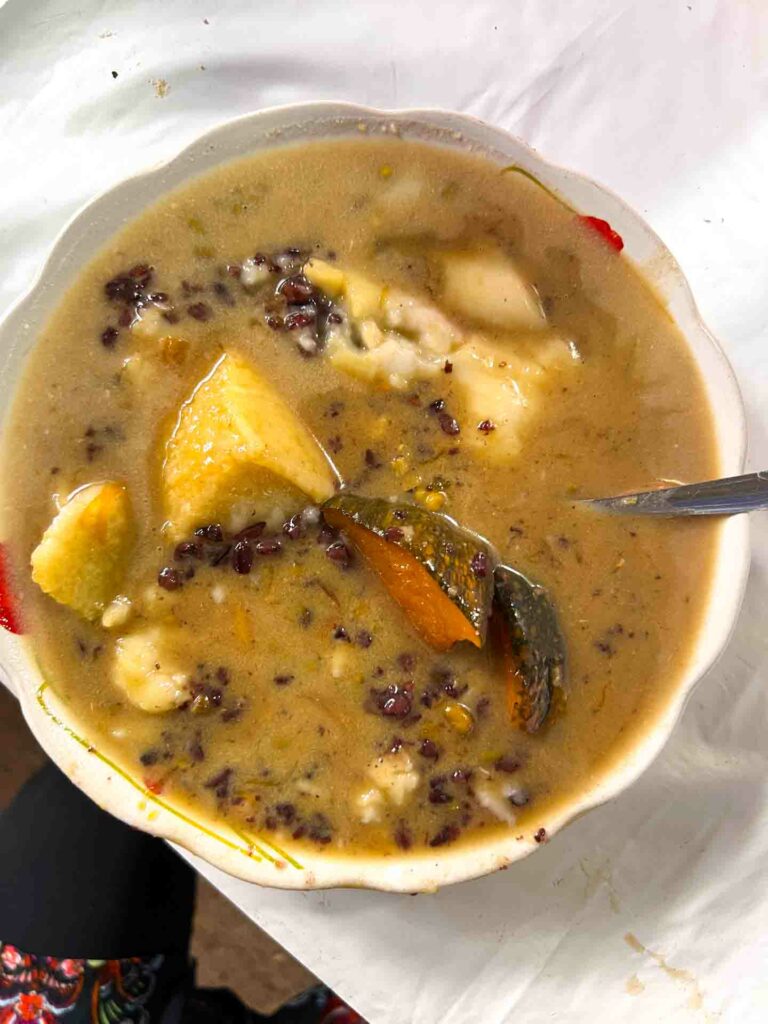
top-left (0, 685), bottom-right (315, 1015)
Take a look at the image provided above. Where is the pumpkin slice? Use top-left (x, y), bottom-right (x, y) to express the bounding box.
top-left (163, 352), bottom-right (337, 538)
top-left (31, 482), bottom-right (135, 621)
top-left (492, 564), bottom-right (566, 732)
top-left (323, 494), bottom-right (494, 650)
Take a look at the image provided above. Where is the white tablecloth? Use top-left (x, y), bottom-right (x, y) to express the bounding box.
top-left (1, 1), bottom-right (767, 1020)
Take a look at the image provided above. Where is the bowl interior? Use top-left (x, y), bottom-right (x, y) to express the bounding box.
top-left (0, 103), bottom-right (749, 892)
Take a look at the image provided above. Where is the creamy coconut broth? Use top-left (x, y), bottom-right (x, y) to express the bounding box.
top-left (1, 139), bottom-right (719, 856)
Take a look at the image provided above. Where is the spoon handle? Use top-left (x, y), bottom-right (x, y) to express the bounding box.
top-left (585, 470), bottom-right (768, 517)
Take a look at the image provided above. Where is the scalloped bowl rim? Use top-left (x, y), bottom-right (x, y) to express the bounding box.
top-left (0, 102), bottom-right (750, 892)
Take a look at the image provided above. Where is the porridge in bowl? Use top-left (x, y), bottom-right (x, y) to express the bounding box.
top-left (0, 138), bottom-right (719, 859)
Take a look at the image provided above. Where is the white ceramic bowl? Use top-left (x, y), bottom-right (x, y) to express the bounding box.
top-left (0, 103), bottom-right (750, 892)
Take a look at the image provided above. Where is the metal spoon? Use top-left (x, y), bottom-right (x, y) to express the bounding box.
top-left (583, 470), bottom-right (768, 517)
top-left (492, 472), bottom-right (766, 732)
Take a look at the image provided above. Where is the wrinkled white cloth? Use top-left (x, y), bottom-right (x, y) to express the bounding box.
top-left (1, 1), bottom-right (767, 1021)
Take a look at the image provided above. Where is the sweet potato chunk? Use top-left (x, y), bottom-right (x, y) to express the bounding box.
top-left (31, 482), bottom-right (135, 621)
top-left (163, 352), bottom-right (337, 538)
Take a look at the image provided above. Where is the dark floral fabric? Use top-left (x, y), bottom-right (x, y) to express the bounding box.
top-left (0, 943), bottom-right (367, 1024)
top-left (0, 943), bottom-right (169, 1023)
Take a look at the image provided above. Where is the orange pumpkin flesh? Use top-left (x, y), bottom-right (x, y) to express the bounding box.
top-left (324, 511), bottom-right (480, 651)
top-left (489, 609), bottom-right (526, 727)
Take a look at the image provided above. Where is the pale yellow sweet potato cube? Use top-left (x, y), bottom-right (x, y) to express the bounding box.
top-left (31, 482), bottom-right (135, 621)
top-left (304, 259), bottom-right (385, 319)
top-left (440, 248), bottom-right (546, 331)
top-left (303, 258), bottom-right (345, 297)
top-left (162, 352), bottom-right (337, 538)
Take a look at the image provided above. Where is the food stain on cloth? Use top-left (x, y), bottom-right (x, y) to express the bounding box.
top-left (624, 932), bottom-right (715, 1019)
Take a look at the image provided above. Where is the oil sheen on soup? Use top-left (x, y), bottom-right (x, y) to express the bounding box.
top-left (0, 138), bottom-right (719, 857)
